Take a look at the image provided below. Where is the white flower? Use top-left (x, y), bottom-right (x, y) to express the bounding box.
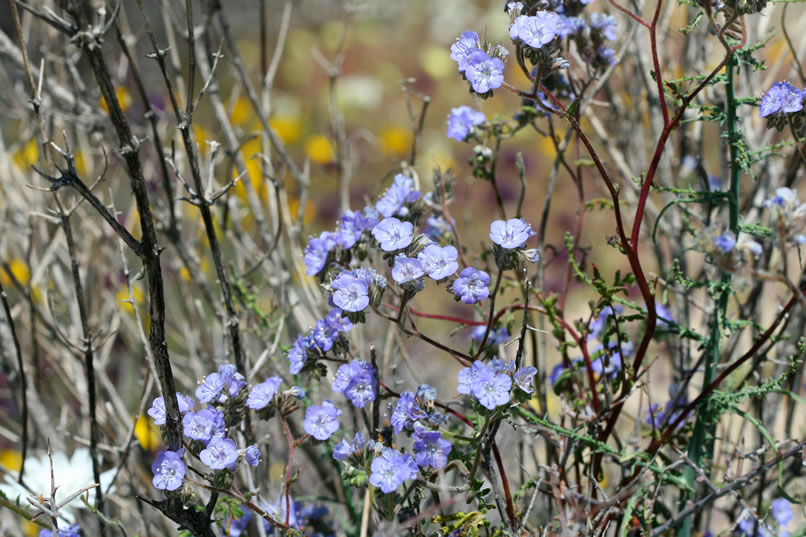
top-left (0, 448), bottom-right (116, 521)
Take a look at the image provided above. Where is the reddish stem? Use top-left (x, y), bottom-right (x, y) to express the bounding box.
top-left (492, 441), bottom-right (516, 527)
top-left (280, 415), bottom-right (296, 527)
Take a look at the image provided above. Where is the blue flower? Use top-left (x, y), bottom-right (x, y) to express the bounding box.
top-left (220, 508), bottom-right (251, 537)
top-left (392, 255), bottom-right (425, 284)
top-left (304, 231), bottom-right (338, 276)
top-left (589, 13), bottom-right (618, 41)
top-left (196, 372), bottom-right (224, 404)
top-left (452, 267), bottom-right (490, 304)
top-left (510, 13), bottom-right (561, 49)
top-left (450, 31), bottom-right (482, 72)
top-left (200, 436), bottom-right (239, 470)
top-left (333, 432), bottom-right (365, 461)
top-left (514, 366), bottom-right (537, 393)
top-left (332, 360), bottom-right (377, 408)
top-left (147, 393), bottom-right (194, 425)
top-left (759, 82), bottom-right (804, 118)
top-left (471, 325), bottom-right (509, 345)
top-left (550, 363), bottom-right (566, 385)
top-left (490, 218), bottom-right (535, 249)
top-left (416, 384), bottom-right (438, 401)
top-left (655, 303), bottom-right (674, 328)
top-left (326, 307), bottom-right (354, 333)
top-left (152, 449), bottom-right (186, 491)
top-left (471, 362), bottom-right (513, 409)
top-left (312, 318), bottom-right (338, 352)
top-left (772, 498), bottom-right (793, 528)
top-left (588, 305), bottom-right (623, 340)
top-left (286, 335), bottom-right (312, 374)
top-left (303, 400), bottom-right (342, 440)
top-left (418, 244), bottom-right (459, 280)
top-left (713, 231), bottom-right (736, 254)
top-left (413, 429), bottom-right (452, 469)
top-left (40, 525), bottom-right (81, 537)
top-left (247, 377), bottom-right (283, 410)
top-left (182, 407), bottom-right (225, 444)
top-left (369, 447), bottom-right (418, 494)
top-left (376, 174), bottom-right (420, 217)
top-left (331, 271), bottom-right (370, 312)
top-left (457, 360), bottom-right (487, 395)
top-left (446, 106), bottom-right (486, 141)
top-left (372, 217), bottom-right (414, 251)
top-left (557, 16), bottom-right (587, 38)
top-left (390, 391), bottom-right (427, 434)
top-left (464, 51), bottom-right (505, 94)
top-left (218, 364), bottom-right (247, 398)
top-left (244, 445), bottom-right (261, 467)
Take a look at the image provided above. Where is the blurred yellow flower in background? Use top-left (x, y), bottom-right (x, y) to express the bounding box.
top-left (305, 135), bottom-right (335, 164)
top-left (1, 258), bottom-right (30, 288)
top-left (0, 449), bottom-right (21, 472)
top-left (117, 284), bottom-right (145, 314)
top-left (380, 126), bottom-right (413, 157)
top-left (270, 116), bottom-right (302, 145)
top-left (419, 45), bottom-right (455, 80)
top-left (12, 139), bottom-right (39, 171)
top-left (134, 415), bottom-right (161, 452)
top-left (230, 96), bottom-right (253, 126)
top-left (99, 86), bottom-right (132, 113)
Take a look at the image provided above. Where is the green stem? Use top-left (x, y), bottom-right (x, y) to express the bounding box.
top-left (678, 52), bottom-right (740, 537)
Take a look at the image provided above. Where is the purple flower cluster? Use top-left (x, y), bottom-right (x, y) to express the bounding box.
top-left (457, 360), bottom-right (512, 410)
top-left (303, 208), bottom-right (379, 276)
top-left (376, 174), bottom-right (421, 218)
top-left (446, 106), bottom-right (486, 141)
top-left (332, 360), bottom-right (377, 408)
top-left (147, 392), bottom-right (194, 425)
top-left (471, 325), bottom-right (509, 346)
top-left (331, 271), bottom-right (371, 312)
top-left (244, 445), bottom-right (261, 467)
top-left (390, 390), bottom-right (428, 433)
top-left (286, 334), bottom-right (316, 374)
top-left (369, 447), bottom-right (419, 493)
top-left (196, 363), bottom-right (247, 404)
top-left (303, 400), bottom-right (343, 440)
top-left (449, 31), bottom-right (505, 95)
top-left (152, 449), bottom-right (186, 491)
top-left (589, 13), bottom-right (618, 41)
top-left (452, 267), bottom-right (490, 304)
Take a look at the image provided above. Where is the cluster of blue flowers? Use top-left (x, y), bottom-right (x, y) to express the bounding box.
top-left (147, 363), bottom-right (295, 491)
top-left (39, 525), bottom-right (81, 537)
top-left (457, 359), bottom-right (537, 410)
top-left (735, 497), bottom-right (794, 537)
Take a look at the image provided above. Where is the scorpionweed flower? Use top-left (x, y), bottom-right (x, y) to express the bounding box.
top-left (450, 31), bottom-right (481, 72)
top-left (304, 400), bottom-right (343, 440)
top-left (510, 13), bottom-right (561, 49)
top-left (333, 432), bottom-right (366, 461)
top-left (147, 392), bottom-right (194, 425)
top-left (369, 447), bottom-right (418, 494)
top-left (446, 106), bottom-right (486, 141)
top-left (40, 526), bottom-right (81, 537)
top-left (472, 325), bottom-right (510, 345)
top-left (392, 255), bottom-right (425, 284)
top-left (390, 391), bottom-right (428, 433)
top-left (759, 82), bottom-right (804, 118)
top-left (458, 360), bottom-right (512, 409)
top-left (196, 364), bottom-right (245, 403)
top-left (312, 318), bottom-right (338, 352)
top-left (372, 217), bottom-right (414, 252)
top-left (244, 445), bottom-right (261, 467)
top-left (464, 51), bottom-right (505, 94)
top-left (713, 231), bottom-right (737, 254)
top-left (514, 366), bottom-right (537, 393)
top-left (200, 436), bottom-right (239, 470)
top-left (452, 267), bottom-right (490, 304)
top-left (326, 307), bottom-right (354, 333)
top-left (413, 429), bottom-right (453, 469)
top-left (376, 174), bottom-right (420, 217)
top-left (286, 334), bottom-right (313, 374)
top-left (152, 449), bottom-right (186, 491)
top-left (588, 305), bottom-right (623, 340)
top-left (246, 376), bottom-right (283, 410)
top-left (589, 13), bottom-right (618, 41)
top-left (304, 231), bottom-right (337, 276)
top-left (418, 244), bottom-right (459, 280)
top-left (763, 187), bottom-right (806, 244)
top-left (333, 360), bottom-right (377, 408)
top-left (331, 271), bottom-right (370, 312)
top-left (218, 364), bottom-right (247, 398)
top-left (490, 218), bottom-right (535, 249)
top-left (182, 407), bottom-right (225, 444)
